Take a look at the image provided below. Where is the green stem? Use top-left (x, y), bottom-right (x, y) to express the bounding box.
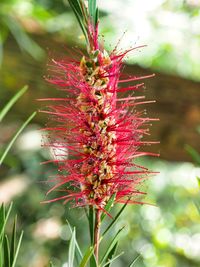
top-left (94, 208), bottom-right (101, 265)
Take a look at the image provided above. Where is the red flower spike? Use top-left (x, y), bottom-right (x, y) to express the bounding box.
top-left (41, 22), bottom-right (158, 210)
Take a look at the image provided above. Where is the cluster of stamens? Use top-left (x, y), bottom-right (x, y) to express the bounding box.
top-left (77, 50), bottom-right (117, 207)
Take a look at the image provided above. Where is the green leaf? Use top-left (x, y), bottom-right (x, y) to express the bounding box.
top-left (102, 252), bottom-right (124, 267)
top-left (95, 8), bottom-right (99, 26)
top-left (0, 85), bottom-right (28, 122)
top-left (0, 204), bottom-right (23, 267)
top-left (2, 15), bottom-right (44, 60)
top-left (88, 207), bottom-right (96, 267)
top-left (103, 242), bottom-right (118, 267)
top-left (10, 216), bottom-right (17, 265)
top-left (100, 227), bottom-right (125, 265)
top-left (102, 202), bottom-right (127, 236)
top-left (68, 228), bottom-right (76, 267)
top-left (128, 254), bottom-right (141, 267)
top-left (197, 177), bottom-right (200, 188)
top-left (0, 25), bottom-right (9, 65)
top-left (89, 206), bottom-right (95, 244)
top-left (89, 253), bottom-right (97, 267)
top-left (84, 207), bottom-right (89, 220)
top-left (3, 235), bottom-right (10, 267)
top-left (68, 0), bottom-right (83, 18)
top-left (101, 193), bottom-right (116, 222)
top-left (0, 245), bottom-right (3, 267)
top-left (0, 40), bottom-right (3, 66)
top-left (0, 111), bottom-right (37, 165)
top-left (88, 0), bottom-right (98, 25)
top-left (66, 219), bottom-right (82, 261)
top-left (79, 246), bottom-right (94, 267)
top-left (10, 231), bottom-right (23, 267)
top-left (49, 261), bottom-right (54, 267)
top-left (0, 204), bottom-right (13, 267)
top-left (68, 0), bottom-right (88, 44)
top-left (0, 204), bottom-right (5, 241)
top-left (185, 144), bottom-right (200, 165)
top-left (0, 203), bottom-right (13, 241)
top-left (194, 200), bottom-right (200, 214)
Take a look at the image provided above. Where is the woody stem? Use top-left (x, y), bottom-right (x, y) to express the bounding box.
top-left (94, 208), bottom-right (101, 265)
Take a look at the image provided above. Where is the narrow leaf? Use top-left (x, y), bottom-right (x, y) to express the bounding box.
top-left (194, 200), bottom-right (200, 214)
top-left (84, 207), bottom-right (89, 220)
top-left (0, 204), bottom-right (5, 239)
top-left (49, 261), bottom-right (54, 267)
top-left (0, 203), bottom-right (13, 241)
top-left (68, 0), bottom-right (88, 44)
top-left (68, 228), bottom-right (76, 267)
top-left (0, 111), bottom-right (37, 165)
top-left (197, 177), bottom-right (200, 188)
top-left (185, 144), bottom-right (200, 165)
top-left (11, 231), bottom-right (23, 267)
top-left (95, 8), bottom-right (99, 25)
top-left (0, 242), bottom-right (3, 267)
top-left (3, 16), bottom-right (44, 60)
top-left (102, 202), bottom-right (127, 236)
top-left (102, 252), bottom-right (124, 267)
top-left (66, 220), bottom-right (82, 260)
top-left (88, 207), bottom-right (96, 267)
top-left (88, 0), bottom-right (97, 25)
top-left (101, 227), bottom-right (125, 265)
top-left (0, 40), bottom-right (3, 66)
top-left (89, 206), bottom-right (95, 244)
top-left (68, 0), bottom-right (83, 17)
top-left (3, 235), bottom-right (10, 267)
top-left (79, 246), bottom-right (94, 267)
top-left (10, 216), bottom-right (17, 265)
top-left (101, 193), bottom-right (116, 222)
top-left (128, 254), bottom-right (141, 267)
top-left (89, 253), bottom-right (97, 267)
top-left (0, 85), bottom-right (28, 122)
top-left (104, 242), bottom-right (118, 267)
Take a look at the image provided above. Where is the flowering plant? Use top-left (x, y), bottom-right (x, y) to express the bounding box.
top-left (40, 0), bottom-right (158, 266)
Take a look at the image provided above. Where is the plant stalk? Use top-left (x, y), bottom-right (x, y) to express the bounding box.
top-left (94, 208), bottom-right (101, 265)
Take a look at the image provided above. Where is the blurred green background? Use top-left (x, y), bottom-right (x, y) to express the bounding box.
top-left (0, 0), bottom-right (200, 266)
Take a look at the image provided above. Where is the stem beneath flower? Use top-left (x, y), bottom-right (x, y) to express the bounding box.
top-left (94, 208), bottom-right (101, 265)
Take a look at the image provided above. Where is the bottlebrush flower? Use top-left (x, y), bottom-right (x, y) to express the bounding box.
top-left (39, 22), bottom-right (159, 212)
